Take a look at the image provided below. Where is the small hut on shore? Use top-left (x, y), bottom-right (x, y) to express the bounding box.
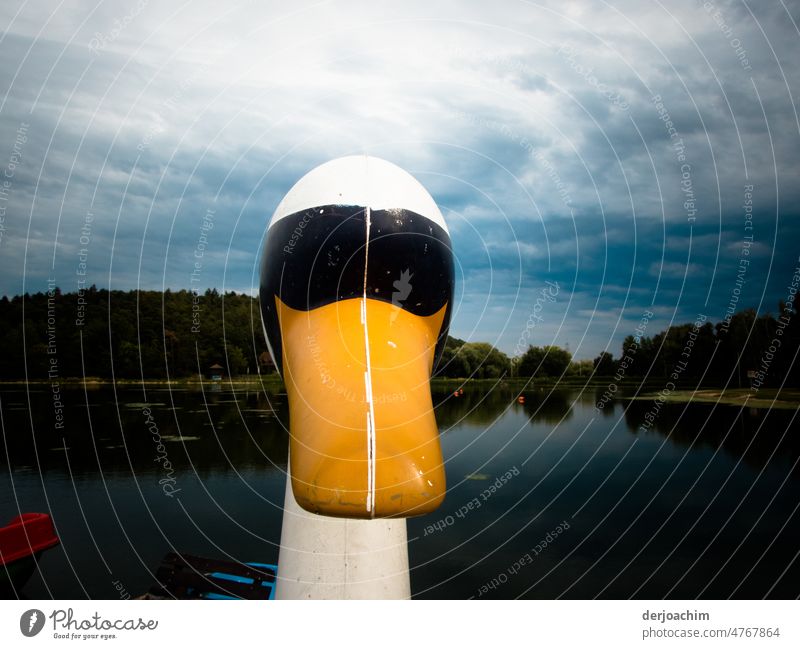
top-left (208, 363), bottom-right (225, 380)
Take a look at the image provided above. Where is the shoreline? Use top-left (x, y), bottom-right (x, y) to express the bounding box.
top-left (1, 377), bottom-right (798, 406)
top-left (621, 388), bottom-right (800, 410)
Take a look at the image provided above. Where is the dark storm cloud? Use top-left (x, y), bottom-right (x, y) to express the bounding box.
top-left (0, 0), bottom-right (798, 358)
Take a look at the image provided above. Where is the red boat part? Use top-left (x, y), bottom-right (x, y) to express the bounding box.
top-left (0, 513), bottom-right (59, 566)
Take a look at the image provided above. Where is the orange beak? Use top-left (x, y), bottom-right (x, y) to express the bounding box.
top-left (277, 296), bottom-right (447, 518)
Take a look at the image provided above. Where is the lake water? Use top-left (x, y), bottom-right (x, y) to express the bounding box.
top-left (1, 382), bottom-right (798, 599)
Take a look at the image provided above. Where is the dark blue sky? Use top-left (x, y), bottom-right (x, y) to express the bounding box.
top-left (1, 0), bottom-right (798, 359)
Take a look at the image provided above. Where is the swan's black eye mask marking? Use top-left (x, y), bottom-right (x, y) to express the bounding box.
top-left (260, 205), bottom-right (454, 375)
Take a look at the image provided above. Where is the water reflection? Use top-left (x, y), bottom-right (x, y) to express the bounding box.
top-left (517, 389), bottom-right (574, 425)
top-left (0, 385), bottom-right (290, 477)
top-left (1, 382), bottom-right (798, 599)
top-left (432, 383), bottom-right (574, 428)
top-left (621, 395), bottom-right (800, 477)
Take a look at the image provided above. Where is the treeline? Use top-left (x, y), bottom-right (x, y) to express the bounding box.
top-left (428, 304), bottom-right (800, 387)
top-left (0, 286), bottom-right (266, 379)
top-left (593, 305), bottom-right (800, 387)
top-left (435, 338), bottom-right (583, 379)
top-left (1, 288), bottom-right (797, 387)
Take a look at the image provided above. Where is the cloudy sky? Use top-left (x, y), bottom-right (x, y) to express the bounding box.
top-left (1, 0), bottom-right (798, 359)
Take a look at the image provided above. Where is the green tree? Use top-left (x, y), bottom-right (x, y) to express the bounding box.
top-left (593, 351), bottom-right (616, 376)
top-left (225, 345), bottom-right (247, 376)
top-left (516, 345), bottom-right (571, 377)
top-left (434, 338), bottom-right (510, 379)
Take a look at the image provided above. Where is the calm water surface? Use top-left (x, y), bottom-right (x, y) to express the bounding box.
top-left (1, 383), bottom-right (798, 599)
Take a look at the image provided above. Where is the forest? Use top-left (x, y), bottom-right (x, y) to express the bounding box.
top-left (0, 286), bottom-right (262, 379)
top-left (0, 287), bottom-right (797, 387)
